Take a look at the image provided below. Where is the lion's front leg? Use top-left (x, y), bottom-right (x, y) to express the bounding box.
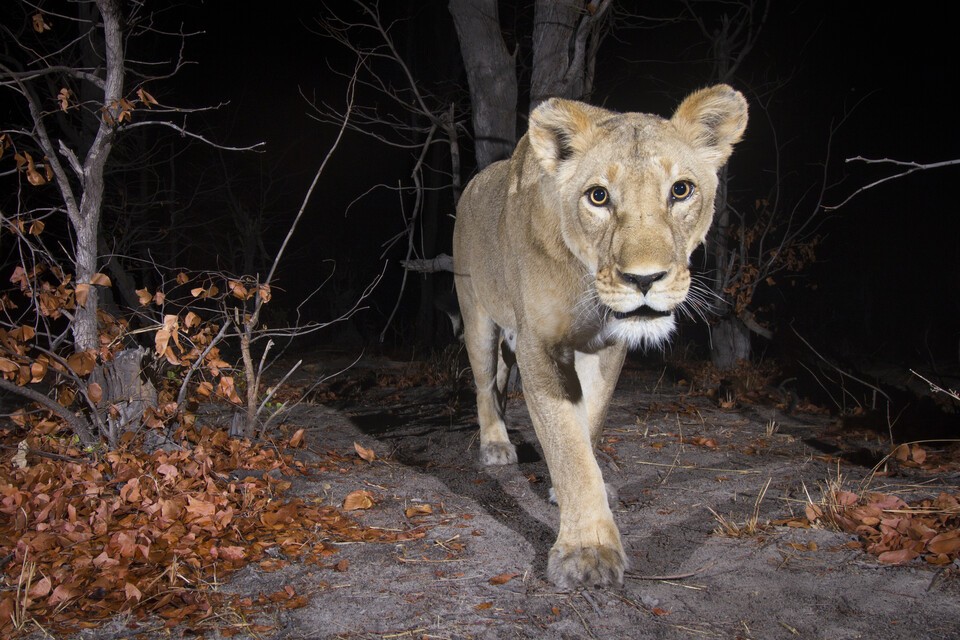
top-left (575, 345), bottom-right (627, 447)
top-left (517, 342), bottom-right (626, 589)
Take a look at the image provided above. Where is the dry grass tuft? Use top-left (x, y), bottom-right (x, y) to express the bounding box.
top-left (709, 478), bottom-right (773, 537)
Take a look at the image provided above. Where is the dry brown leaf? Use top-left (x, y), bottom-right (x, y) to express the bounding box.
top-left (289, 428), bottom-right (306, 448)
top-left (136, 287), bottom-right (152, 305)
top-left (354, 441), bottom-right (376, 462)
top-left (475, 602), bottom-right (493, 611)
top-left (405, 504), bottom-right (433, 518)
top-left (911, 444), bottom-right (927, 465)
top-left (927, 530), bottom-right (960, 555)
top-left (75, 282), bottom-right (90, 307)
top-left (156, 463), bottom-right (179, 480)
top-left (136, 87), bottom-right (158, 107)
top-left (217, 376), bottom-right (242, 404)
top-left (66, 350), bottom-right (96, 376)
top-left (191, 285), bottom-right (219, 299)
top-left (215, 546), bottom-right (246, 561)
top-left (28, 576), bottom-right (52, 599)
top-left (87, 382), bottom-right (103, 405)
top-left (29, 361), bottom-right (46, 383)
top-left (160, 345), bottom-right (180, 366)
top-left (877, 548), bottom-right (919, 564)
top-left (682, 435), bottom-right (718, 448)
top-left (343, 489), bottom-right (375, 511)
top-left (57, 87), bottom-right (72, 111)
top-left (228, 280), bottom-right (249, 300)
top-left (10, 325), bottom-right (35, 343)
top-left (283, 595), bottom-right (309, 609)
top-left (867, 493), bottom-right (908, 510)
top-left (259, 559), bottom-right (288, 572)
top-left (48, 584), bottom-right (78, 606)
top-left (926, 553), bottom-right (953, 566)
top-left (124, 582), bottom-right (143, 602)
top-left (32, 12), bottom-right (51, 32)
top-left (155, 315), bottom-right (179, 357)
top-left (488, 572), bottom-right (519, 585)
top-left (835, 491), bottom-right (859, 507)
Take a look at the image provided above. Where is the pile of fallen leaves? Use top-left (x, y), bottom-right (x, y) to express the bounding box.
top-left (0, 427), bottom-right (423, 636)
top-left (805, 489), bottom-right (960, 565)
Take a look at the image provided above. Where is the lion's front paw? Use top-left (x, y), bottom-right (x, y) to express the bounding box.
top-left (547, 541), bottom-right (627, 589)
top-left (480, 442), bottom-right (518, 466)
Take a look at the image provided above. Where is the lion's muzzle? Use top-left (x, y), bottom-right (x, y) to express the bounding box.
top-left (610, 305), bottom-right (671, 321)
top-left (618, 269), bottom-right (667, 294)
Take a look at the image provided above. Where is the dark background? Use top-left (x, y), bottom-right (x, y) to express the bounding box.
top-left (166, 1), bottom-right (957, 370)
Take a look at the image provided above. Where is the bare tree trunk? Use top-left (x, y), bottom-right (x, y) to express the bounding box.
top-left (449, 0), bottom-right (517, 168)
top-left (686, 1), bottom-right (769, 370)
top-left (530, 0), bottom-right (611, 109)
top-left (708, 161), bottom-right (752, 370)
top-left (67, 0), bottom-right (124, 351)
top-left (710, 315), bottom-right (751, 370)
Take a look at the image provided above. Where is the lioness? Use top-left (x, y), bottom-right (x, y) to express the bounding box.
top-left (452, 85), bottom-right (748, 589)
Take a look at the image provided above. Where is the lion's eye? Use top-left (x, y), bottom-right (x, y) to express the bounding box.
top-left (587, 186), bottom-right (609, 206)
top-left (670, 180), bottom-right (694, 201)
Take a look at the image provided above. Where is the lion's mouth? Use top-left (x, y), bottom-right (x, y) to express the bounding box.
top-left (610, 305), bottom-right (672, 321)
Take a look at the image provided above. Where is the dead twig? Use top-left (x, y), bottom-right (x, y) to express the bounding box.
top-left (791, 325), bottom-right (895, 444)
top-left (626, 561), bottom-right (717, 582)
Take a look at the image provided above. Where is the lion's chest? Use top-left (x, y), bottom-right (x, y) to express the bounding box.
top-left (514, 290), bottom-right (611, 354)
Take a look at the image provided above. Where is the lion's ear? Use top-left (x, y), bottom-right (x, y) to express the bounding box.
top-left (670, 84), bottom-right (748, 167)
top-left (528, 98), bottom-right (605, 173)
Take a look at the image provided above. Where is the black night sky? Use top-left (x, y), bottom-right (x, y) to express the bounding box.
top-left (179, 1), bottom-right (957, 372)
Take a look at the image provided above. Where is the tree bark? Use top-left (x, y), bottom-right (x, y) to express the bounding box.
top-left (530, 0), bottom-right (611, 110)
top-left (69, 0), bottom-right (125, 352)
top-left (710, 315), bottom-right (751, 371)
top-left (708, 162), bottom-right (756, 370)
top-left (449, 0), bottom-right (517, 169)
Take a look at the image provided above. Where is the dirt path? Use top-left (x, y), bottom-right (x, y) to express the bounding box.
top-left (170, 353), bottom-right (956, 640)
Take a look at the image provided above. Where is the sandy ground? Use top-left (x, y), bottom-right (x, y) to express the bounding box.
top-left (63, 352), bottom-right (960, 639)
top-left (186, 352), bottom-right (960, 640)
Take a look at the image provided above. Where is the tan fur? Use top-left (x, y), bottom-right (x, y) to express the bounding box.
top-left (453, 85), bottom-right (748, 589)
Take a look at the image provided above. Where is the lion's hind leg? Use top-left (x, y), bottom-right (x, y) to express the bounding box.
top-left (461, 310), bottom-right (518, 466)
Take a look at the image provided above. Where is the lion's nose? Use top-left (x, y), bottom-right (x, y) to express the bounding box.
top-left (620, 270), bottom-right (667, 294)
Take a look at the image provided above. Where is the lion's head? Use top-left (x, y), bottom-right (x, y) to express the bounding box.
top-left (526, 85), bottom-right (748, 349)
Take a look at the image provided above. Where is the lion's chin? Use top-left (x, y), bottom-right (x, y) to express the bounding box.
top-left (602, 312), bottom-right (676, 350)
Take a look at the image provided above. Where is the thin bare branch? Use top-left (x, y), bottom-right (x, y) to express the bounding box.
top-left (122, 120), bottom-right (264, 151)
top-left (825, 157), bottom-right (960, 211)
